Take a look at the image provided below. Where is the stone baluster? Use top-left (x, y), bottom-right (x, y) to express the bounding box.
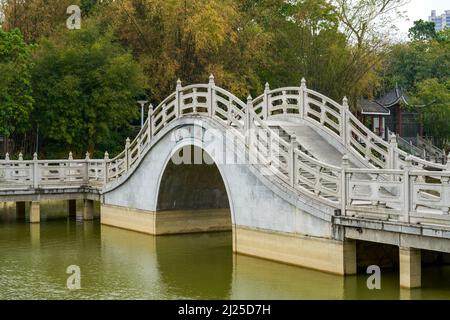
top-left (341, 97), bottom-right (349, 148)
top-left (245, 95), bottom-right (253, 146)
top-left (33, 152), bottom-right (38, 189)
top-left (299, 78), bottom-right (307, 119)
top-left (208, 74), bottom-right (215, 118)
top-left (403, 156), bottom-right (412, 223)
top-left (148, 103), bottom-right (154, 140)
top-left (85, 152), bottom-right (90, 184)
top-left (389, 133), bottom-right (398, 169)
top-left (125, 138), bottom-right (131, 171)
top-left (264, 82), bottom-right (270, 120)
top-left (18, 152), bottom-right (23, 161)
top-left (341, 155), bottom-right (350, 216)
top-left (104, 151), bottom-right (109, 184)
top-left (5, 152), bottom-right (9, 161)
top-left (65, 151), bottom-right (73, 182)
top-left (441, 152), bottom-right (450, 215)
top-left (176, 79), bottom-right (182, 118)
top-left (446, 152), bottom-right (450, 171)
top-left (290, 134), bottom-right (298, 187)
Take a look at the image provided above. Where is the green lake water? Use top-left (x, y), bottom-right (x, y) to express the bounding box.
top-left (1, 205), bottom-right (450, 300)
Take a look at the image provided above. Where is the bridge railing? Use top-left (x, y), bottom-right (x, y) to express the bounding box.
top-left (253, 80), bottom-right (446, 171)
top-left (1, 77), bottom-right (449, 226)
top-left (342, 158), bottom-right (450, 225)
top-left (0, 153), bottom-right (105, 190)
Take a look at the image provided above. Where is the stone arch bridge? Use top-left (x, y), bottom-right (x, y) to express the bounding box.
top-left (1, 76), bottom-right (449, 289)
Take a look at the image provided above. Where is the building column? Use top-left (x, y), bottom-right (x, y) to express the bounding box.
top-left (16, 201), bottom-right (26, 220)
top-left (343, 240), bottom-right (357, 275)
top-left (83, 200), bottom-right (94, 221)
top-left (400, 247), bottom-right (421, 289)
top-left (68, 200), bottom-right (77, 218)
top-left (29, 201), bottom-right (40, 224)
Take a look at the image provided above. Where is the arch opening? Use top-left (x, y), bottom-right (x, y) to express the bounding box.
top-left (155, 145), bottom-right (232, 235)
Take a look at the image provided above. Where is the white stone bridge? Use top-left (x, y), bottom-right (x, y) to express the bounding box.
top-left (1, 76), bottom-right (449, 289)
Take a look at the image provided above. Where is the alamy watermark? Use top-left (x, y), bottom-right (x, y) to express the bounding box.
top-left (168, 121), bottom-right (287, 179)
top-left (66, 5), bottom-right (81, 30)
top-left (366, 265), bottom-right (381, 290)
top-left (66, 265), bottom-right (81, 290)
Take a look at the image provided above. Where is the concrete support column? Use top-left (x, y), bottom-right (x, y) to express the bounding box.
top-left (30, 224), bottom-right (40, 248)
top-left (29, 201), bottom-right (40, 224)
top-left (83, 200), bottom-right (94, 221)
top-left (343, 240), bottom-right (357, 275)
top-left (68, 200), bottom-right (77, 218)
top-left (16, 201), bottom-right (26, 220)
top-left (400, 247), bottom-right (421, 289)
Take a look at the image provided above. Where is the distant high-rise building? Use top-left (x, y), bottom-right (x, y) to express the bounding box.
top-left (429, 10), bottom-right (450, 31)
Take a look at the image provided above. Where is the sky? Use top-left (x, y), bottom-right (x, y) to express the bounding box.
top-left (396, 0), bottom-right (449, 36)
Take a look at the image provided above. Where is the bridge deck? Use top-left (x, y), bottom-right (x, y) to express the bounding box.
top-left (270, 120), bottom-right (356, 167)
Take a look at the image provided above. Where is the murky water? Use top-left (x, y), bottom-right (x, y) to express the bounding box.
top-left (1, 205), bottom-right (450, 300)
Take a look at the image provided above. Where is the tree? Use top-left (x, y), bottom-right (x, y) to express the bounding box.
top-left (408, 20), bottom-right (436, 41)
top-left (88, 0), bottom-right (272, 99)
top-left (332, 0), bottom-right (408, 49)
top-left (1, 0), bottom-right (76, 43)
top-left (31, 23), bottom-right (146, 157)
top-left (0, 28), bottom-right (34, 140)
top-left (382, 29), bottom-right (450, 91)
top-left (413, 79), bottom-right (450, 148)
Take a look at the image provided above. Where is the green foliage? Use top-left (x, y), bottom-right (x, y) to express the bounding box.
top-left (31, 23), bottom-right (146, 157)
top-left (383, 33), bottom-right (450, 91)
top-left (412, 79), bottom-right (450, 148)
top-left (1, 0), bottom-right (447, 155)
top-left (0, 28), bottom-right (34, 137)
top-left (408, 20), bottom-right (437, 41)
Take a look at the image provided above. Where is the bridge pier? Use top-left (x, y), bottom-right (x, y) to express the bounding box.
top-left (234, 226), bottom-right (357, 275)
top-left (29, 201), bottom-right (40, 224)
top-left (68, 200), bottom-right (77, 218)
top-left (400, 247), bottom-right (421, 289)
top-left (100, 204), bottom-right (231, 235)
top-left (83, 200), bottom-right (94, 221)
top-left (16, 201), bottom-right (26, 220)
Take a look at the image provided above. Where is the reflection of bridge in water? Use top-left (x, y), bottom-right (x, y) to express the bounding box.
top-left (1, 76), bottom-right (450, 289)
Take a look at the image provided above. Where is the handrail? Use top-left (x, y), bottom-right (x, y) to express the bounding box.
top-left (1, 77), bottom-right (449, 227)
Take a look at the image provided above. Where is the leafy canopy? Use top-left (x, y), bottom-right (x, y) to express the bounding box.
top-left (31, 23), bottom-right (146, 157)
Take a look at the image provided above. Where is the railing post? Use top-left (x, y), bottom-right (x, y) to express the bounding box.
top-left (125, 138), bottom-right (130, 171)
top-left (208, 74), bottom-right (215, 118)
top-left (245, 95), bottom-right (253, 146)
top-left (148, 103), bottom-right (154, 140)
top-left (18, 152), bottom-right (23, 161)
top-left (446, 152), bottom-right (450, 171)
top-left (290, 134), bottom-right (298, 187)
top-left (341, 97), bottom-right (349, 148)
top-left (389, 133), bottom-right (398, 169)
top-left (85, 152), bottom-right (90, 184)
top-left (5, 152), bottom-right (9, 161)
top-left (264, 82), bottom-right (270, 120)
top-left (341, 155), bottom-right (350, 216)
top-left (403, 156), bottom-right (412, 223)
top-left (103, 151), bottom-right (109, 185)
top-left (176, 79), bottom-right (182, 118)
top-left (299, 78), bottom-right (307, 119)
top-left (66, 151), bottom-right (73, 183)
top-left (33, 152), bottom-right (38, 189)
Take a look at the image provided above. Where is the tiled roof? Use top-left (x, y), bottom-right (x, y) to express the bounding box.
top-left (359, 98), bottom-right (390, 115)
top-left (376, 88), bottom-right (410, 108)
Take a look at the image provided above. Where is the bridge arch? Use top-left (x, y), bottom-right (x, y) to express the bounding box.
top-left (154, 143), bottom-right (235, 234)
